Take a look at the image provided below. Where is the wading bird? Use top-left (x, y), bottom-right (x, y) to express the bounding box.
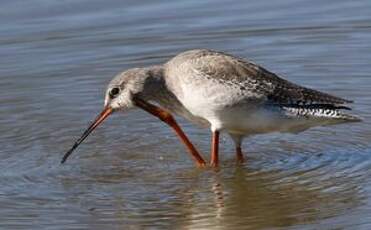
top-left (62, 49), bottom-right (360, 167)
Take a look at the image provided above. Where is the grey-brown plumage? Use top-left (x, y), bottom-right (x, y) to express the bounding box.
top-left (168, 49), bottom-right (349, 103)
top-left (105, 49), bottom-right (361, 129)
top-left (100, 49), bottom-right (361, 164)
top-left (164, 49), bottom-right (359, 122)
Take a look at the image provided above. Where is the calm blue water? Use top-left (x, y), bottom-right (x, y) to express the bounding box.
top-left (1, 0), bottom-right (371, 229)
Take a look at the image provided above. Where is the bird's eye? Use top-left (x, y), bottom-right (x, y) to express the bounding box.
top-left (109, 87), bottom-right (120, 98)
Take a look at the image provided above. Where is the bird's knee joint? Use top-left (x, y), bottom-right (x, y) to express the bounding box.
top-left (159, 111), bottom-right (175, 124)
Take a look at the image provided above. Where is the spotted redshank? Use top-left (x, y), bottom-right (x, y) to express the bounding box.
top-left (62, 49), bottom-right (361, 167)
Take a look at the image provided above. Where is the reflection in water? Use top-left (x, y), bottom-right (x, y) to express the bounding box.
top-left (180, 164), bottom-right (364, 229)
top-left (56, 152), bottom-right (365, 229)
top-left (212, 177), bottom-right (225, 218)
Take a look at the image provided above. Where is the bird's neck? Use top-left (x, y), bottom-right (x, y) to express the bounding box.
top-left (139, 65), bottom-right (183, 113)
top-left (136, 65), bottom-right (166, 99)
top-left (139, 65), bottom-right (167, 99)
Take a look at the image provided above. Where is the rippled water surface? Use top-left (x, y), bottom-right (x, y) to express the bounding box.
top-left (1, 0), bottom-right (371, 229)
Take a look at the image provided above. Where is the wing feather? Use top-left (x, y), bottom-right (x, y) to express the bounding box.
top-left (187, 49), bottom-right (352, 106)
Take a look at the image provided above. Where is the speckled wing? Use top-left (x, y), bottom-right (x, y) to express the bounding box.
top-left (186, 49), bottom-right (352, 107)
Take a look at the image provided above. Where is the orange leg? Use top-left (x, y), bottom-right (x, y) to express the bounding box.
top-left (210, 131), bottom-right (220, 167)
top-left (236, 146), bottom-right (244, 164)
top-left (134, 98), bottom-right (206, 167)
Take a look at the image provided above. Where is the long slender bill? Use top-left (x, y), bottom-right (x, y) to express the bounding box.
top-left (61, 107), bottom-right (113, 164)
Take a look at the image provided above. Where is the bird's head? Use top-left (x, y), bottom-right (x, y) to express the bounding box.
top-left (61, 66), bottom-right (164, 163)
top-left (105, 67), bottom-right (152, 111)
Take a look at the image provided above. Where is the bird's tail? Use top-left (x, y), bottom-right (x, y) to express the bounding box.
top-left (283, 104), bottom-right (362, 123)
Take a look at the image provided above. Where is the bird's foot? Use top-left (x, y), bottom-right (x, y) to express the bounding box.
top-left (236, 147), bottom-right (245, 165)
top-left (209, 161), bottom-right (219, 168)
top-left (196, 161), bottom-right (207, 168)
top-left (236, 155), bottom-right (245, 165)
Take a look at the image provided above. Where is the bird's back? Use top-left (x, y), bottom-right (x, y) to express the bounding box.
top-left (163, 49), bottom-right (361, 136)
top-left (165, 49), bottom-right (360, 123)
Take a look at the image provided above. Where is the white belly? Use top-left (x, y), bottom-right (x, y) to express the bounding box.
top-left (173, 79), bottom-right (283, 134)
top-left (214, 106), bottom-right (318, 135)
top-left (177, 89), bottom-right (322, 135)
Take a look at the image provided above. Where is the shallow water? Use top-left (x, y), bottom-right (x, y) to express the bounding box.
top-left (1, 0), bottom-right (371, 229)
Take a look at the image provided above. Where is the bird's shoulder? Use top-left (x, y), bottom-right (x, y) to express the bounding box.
top-left (166, 49), bottom-right (351, 106)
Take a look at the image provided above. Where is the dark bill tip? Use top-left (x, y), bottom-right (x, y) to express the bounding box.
top-left (61, 107), bottom-right (113, 164)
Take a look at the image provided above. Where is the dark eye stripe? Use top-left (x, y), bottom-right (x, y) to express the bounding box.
top-left (109, 87), bottom-right (120, 98)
